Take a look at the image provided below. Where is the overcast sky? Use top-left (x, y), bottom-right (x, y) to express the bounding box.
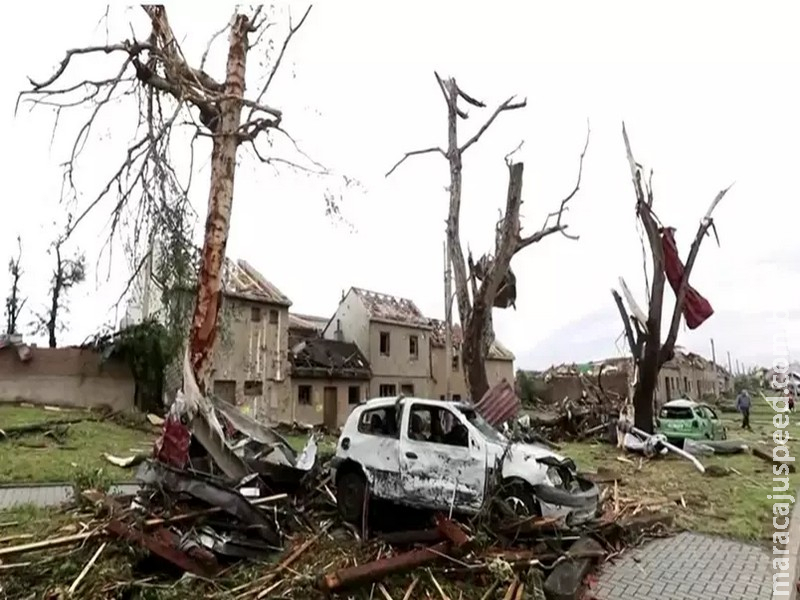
top-left (1, 1), bottom-right (798, 371)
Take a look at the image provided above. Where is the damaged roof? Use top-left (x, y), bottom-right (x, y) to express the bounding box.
top-left (351, 287), bottom-right (431, 328)
top-left (222, 259), bottom-right (292, 307)
top-left (290, 338), bottom-right (371, 380)
top-left (427, 319), bottom-right (515, 361)
top-left (288, 313), bottom-right (329, 333)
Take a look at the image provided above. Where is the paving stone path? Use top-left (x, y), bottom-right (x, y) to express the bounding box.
top-left (593, 531), bottom-right (773, 599)
top-left (0, 483), bottom-right (139, 509)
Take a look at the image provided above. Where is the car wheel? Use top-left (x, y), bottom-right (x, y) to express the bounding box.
top-left (336, 469), bottom-right (367, 523)
top-left (499, 481), bottom-right (540, 518)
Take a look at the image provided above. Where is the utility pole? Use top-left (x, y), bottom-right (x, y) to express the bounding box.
top-left (443, 239), bottom-right (452, 401)
top-left (140, 220), bottom-right (157, 322)
top-left (710, 338), bottom-right (718, 394)
top-left (727, 351), bottom-right (733, 375)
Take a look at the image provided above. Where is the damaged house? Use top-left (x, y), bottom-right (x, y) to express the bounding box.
top-left (288, 314), bottom-right (371, 428)
top-left (428, 319), bottom-right (515, 401)
top-left (323, 287), bottom-right (433, 398)
top-left (535, 349), bottom-right (730, 405)
top-left (123, 258), bottom-right (292, 422)
top-left (208, 260), bottom-right (292, 420)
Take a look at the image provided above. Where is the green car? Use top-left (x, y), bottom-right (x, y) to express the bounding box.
top-left (655, 399), bottom-right (727, 445)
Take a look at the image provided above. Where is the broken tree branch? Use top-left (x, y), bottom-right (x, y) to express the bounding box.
top-left (516, 121), bottom-right (590, 250)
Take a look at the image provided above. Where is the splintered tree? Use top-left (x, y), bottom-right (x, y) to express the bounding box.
top-left (34, 233), bottom-right (86, 348)
top-left (19, 5), bottom-right (345, 391)
top-left (5, 236), bottom-right (26, 335)
top-left (388, 74), bottom-right (589, 402)
top-left (612, 124), bottom-right (731, 432)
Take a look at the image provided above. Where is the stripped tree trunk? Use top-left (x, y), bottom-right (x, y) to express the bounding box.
top-left (189, 15), bottom-right (249, 391)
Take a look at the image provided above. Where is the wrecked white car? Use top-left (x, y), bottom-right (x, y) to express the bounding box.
top-left (331, 397), bottom-right (599, 526)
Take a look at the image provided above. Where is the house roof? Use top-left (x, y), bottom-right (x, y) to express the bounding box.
top-left (427, 318), bottom-right (515, 361)
top-left (288, 312), bottom-right (329, 332)
top-left (222, 259), bottom-right (292, 307)
top-left (351, 287), bottom-right (431, 328)
top-left (290, 338), bottom-right (371, 380)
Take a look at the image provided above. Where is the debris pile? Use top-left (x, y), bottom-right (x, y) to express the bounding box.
top-left (0, 467), bottom-right (669, 600)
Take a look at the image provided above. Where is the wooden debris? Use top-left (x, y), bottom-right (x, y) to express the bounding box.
top-left (68, 541), bottom-right (106, 595)
top-left (753, 447), bottom-right (796, 472)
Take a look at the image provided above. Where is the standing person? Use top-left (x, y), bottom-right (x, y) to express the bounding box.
top-left (736, 389), bottom-right (752, 430)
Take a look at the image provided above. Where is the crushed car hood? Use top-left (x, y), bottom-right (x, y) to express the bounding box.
top-left (485, 440), bottom-right (566, 468)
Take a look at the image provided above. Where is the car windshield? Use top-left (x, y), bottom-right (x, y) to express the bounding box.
top-left (660, 406), bottom-right (695, 420)
top-left (458, 407), bottom-right (506, 444)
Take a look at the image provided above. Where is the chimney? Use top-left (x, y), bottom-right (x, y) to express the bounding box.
top-left (334, 318), bottom-right (344, 342)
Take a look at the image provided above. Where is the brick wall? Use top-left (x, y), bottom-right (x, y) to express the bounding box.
top-left (0, 347), bottom-right (136, 411)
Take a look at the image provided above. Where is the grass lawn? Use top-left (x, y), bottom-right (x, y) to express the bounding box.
top-left (561, 393), bottom-right (798, 544)
top-left (0, 405), bottom-right (155, 484)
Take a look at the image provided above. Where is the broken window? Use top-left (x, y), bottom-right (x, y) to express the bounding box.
top-left (451, 354), bottom-right (459, 371)
top-left (348, 385), bottom-right (360, 405)
top-left (358, 406), bottom-right (402, 438)
top-left (269, 309), bottom-right (279, 324)
top-left (251, 307), bottom-right (262, 322)
top-left (407, 404), bottom-right (468, 447)
top-left (409, 335), bottom-right (418, 360)
top-left (378, 384), bottom-right (396, 397)
top-left (400, 384), bottom-right (414, 396)
top-left (379, 331), bottom-right (390, 356)
top-left (298, 385), bottom-right (312, 405)
top-left (244, 380), bottom-right (263, 396)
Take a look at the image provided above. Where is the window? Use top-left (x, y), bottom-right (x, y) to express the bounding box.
top-left (451, 354), bottom-right (459, 372)
top-left (244, 380), bottom-right (263, 396)
top-left (251, 307), bottom-right (262, 322)
top-left (213, 380), bottom-right (236, 404)
top-left (683, 377), bottom-right (689, 392)
top-left (453, 394), bottom-right (462, 401)
top-left (400, 384), bottom-right (414, 396)
top-left (348, 385), bottom-right (360, 405)
top-left (440, 395), bottom-right (446, 400)
top-left (379, 384), bottom-right (397, 397)
top-left (358, 406), bottom-right (402, 438)
top-left (298, 385), bottom-right (312, 405)
top-left (409, 335), bottom-right (418, 360)
top-left (380, 331), bottom-right (390, 356)
top-left (269, 309), bottom-right (279, 324)
top-left (407, 404), bottom-right (468, 447)
top-left (659, 405), bottom-right (694, 419)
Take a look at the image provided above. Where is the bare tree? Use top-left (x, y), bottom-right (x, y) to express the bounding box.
top-left (19, 5), bottom-right (349, 391)
top-left (612, 124), bottom-right (731, 432)
top-left (388, 73), bottom-right (589, 402)
top-left (5, 236), bottom-right (26, 335)
top-left (34, 233), bottom-right (87, 348)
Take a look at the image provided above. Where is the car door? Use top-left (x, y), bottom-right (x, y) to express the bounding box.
top-left (700, 405), bottom-right (723, 439)
top-left (399, 402), bottom-right (485, 512)
top-left (347, 405), bottom-right (403, 501)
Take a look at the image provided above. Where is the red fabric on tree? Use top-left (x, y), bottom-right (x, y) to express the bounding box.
top-left (661, 228), bottom-right (714, 329)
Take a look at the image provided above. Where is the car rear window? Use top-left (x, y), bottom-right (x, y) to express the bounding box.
top-left (660, 406), bottom-right (695, 419)
top-left (357, 406), bottom-right (401, 438)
